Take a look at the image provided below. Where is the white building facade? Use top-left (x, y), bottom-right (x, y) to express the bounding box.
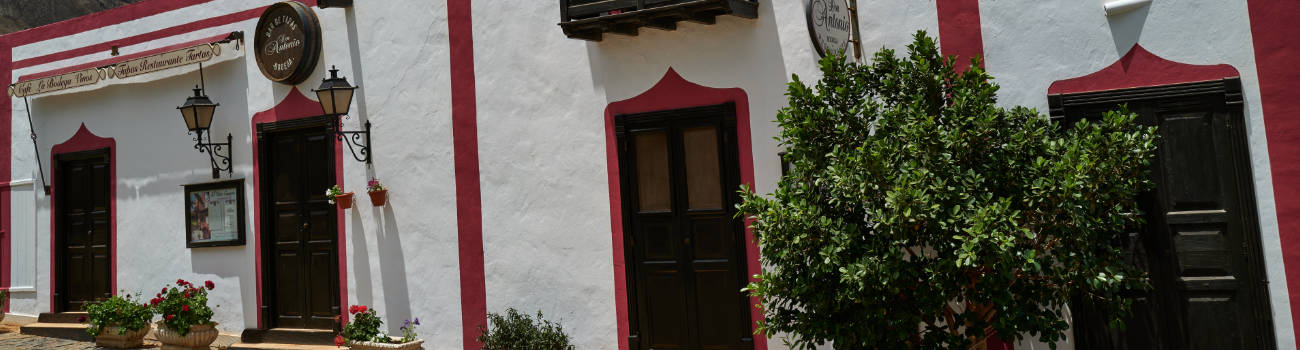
top-left (0, 0), bottom-right (1297, 349)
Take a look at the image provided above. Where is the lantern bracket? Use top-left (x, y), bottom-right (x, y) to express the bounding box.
top-left (193, 129), bottom-right (233, 179)
top-left (332, 115), bottom-right (371, 164)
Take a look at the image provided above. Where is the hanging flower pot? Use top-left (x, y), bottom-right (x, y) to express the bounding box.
top-left (366, 178), bottom-right (387, 207)
top-left (368, 190), bottom-right (387, 207)
top-left (336, 192), bottom-right (355, 209)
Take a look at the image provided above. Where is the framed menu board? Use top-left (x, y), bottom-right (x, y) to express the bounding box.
top-left (184, 179), bottom-right (246, 248)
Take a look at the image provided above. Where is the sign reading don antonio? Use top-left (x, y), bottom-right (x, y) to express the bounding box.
top-left (254, 1), bottom-right (322, 85)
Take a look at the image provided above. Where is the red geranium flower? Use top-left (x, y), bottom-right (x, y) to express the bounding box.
top-left (166, 314), bottom-right (175, 320)
top-left (182, 305), bottom-right (190, 312)
top-left (358, 305), bottom-right (367, 313)
top-left (176, 279), bottom-right (186, 285)
top-left (161, 288), bottom-right (167, 294)
top-left (334, 335), bottom-right (345, 346)
top-left (205, 280), bottom-right (215, 290)
top-left (349, 305), bottom-right (358, 314)
top-left (77, 316), bottom-right (87, 323)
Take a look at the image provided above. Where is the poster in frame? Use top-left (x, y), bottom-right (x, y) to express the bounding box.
top-left (184, 179), bottom-right (246, 248)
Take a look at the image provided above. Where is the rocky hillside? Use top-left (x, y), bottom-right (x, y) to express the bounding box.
top-left (0, 0), bottom-right (144, 35)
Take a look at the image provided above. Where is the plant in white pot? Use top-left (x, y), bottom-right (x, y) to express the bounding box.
top-left (337, 305), bottom-right (424, 350)
top-left (150, 279), bottom-right (219, 350)
top-left (83, 292), bottom-right (155, 348)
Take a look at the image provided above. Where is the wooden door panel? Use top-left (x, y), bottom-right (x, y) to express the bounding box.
top-left (262, 124), bottom-right (339, 329)
top-left (56, 150), bottom-right (111, 312)
top-left (1055, 80), bottom-right (1273, 349)
top-left (618, 104), bottom-right (750, 350)
top-left (644, 270), bottom-right (688, 349)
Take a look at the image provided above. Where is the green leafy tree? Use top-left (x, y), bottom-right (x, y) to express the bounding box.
top-left (739, 32), bottom-right (1158, 349)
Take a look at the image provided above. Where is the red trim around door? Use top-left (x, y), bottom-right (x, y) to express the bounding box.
top-left (47, 124), bottom-right (116, 312)
top-left (1247, 0), bottom-right (1300, 340)
top-left (603, 68), bottom-right (762, 350)
top-left (446, 0), bottom-right (487, 348)
top-left (249, 88), bottom-right (348, 328)
top-left (1048, 44), bottom-right (1239, 95)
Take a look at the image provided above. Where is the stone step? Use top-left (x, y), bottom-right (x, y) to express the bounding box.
top-left (18, 322), bottom-right (92, 342)
top-left (36, 312), bottom-right (86, 324)
top-left (229, 342), bottom-right (348, 350)
top-left (240, 328), bottom-right (337, 346)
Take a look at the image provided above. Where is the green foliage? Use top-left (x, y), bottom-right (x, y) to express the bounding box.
top-left (83, 292), bottom-right (155, 337)
top-left (738, 32), bottom-right (1158, 349)
top-left (338, 305), bottom-right (417, 344)
top-left (151, 279), bottom-right (216, 336)
top-left (477, 308), bottom-right (574, 350)
top-left (0, 290), bottom-right (7, 310)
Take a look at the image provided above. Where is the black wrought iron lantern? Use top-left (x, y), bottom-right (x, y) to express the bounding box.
top-left (313, 66), bottom-right (371, 164)
top-left (177, 69), bottom-right (232, 179)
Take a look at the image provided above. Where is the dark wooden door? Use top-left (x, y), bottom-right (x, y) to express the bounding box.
top-left (617, 104), bottom-right (753, 350)
top-left (55, 149), bottom-right (112, 312)
top-left (1053, 79), bottom-right (1275, 349)
top-left (260, 121), bottom-right (339, 329)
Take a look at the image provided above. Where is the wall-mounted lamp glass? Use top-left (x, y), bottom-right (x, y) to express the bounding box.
top-left (177, 64), bottom-right (232, 179)
top-left (313, 66), bottom-right (370, 164)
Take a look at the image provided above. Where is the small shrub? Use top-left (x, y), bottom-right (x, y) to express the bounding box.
top-left (335, 305), bottom-right (419, 345)
top-left (151, 279), bottom-right (216, 336)
top-left (83, 292), bottom-right (155, 336)
top-left (477, 308), bottom-right (573, 350)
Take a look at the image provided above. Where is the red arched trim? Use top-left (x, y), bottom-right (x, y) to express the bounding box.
top-left (249, 88), bottom-right (347, 328)
top-left (603, 68), bottom-right (763, 350)
top-left (47, 123), bottom-right (117, 312)
top-left (1048, 44), bottom-right (1240, 95)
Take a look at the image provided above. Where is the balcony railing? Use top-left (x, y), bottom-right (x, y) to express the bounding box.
top-left (559, 0), bottom-right (758, 41)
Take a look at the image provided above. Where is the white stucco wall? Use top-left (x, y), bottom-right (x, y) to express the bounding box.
top-left (3, 0), bottom-right (1292, 349)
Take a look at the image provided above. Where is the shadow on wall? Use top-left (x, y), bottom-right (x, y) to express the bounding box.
top-left (377, 204), bottom-right (412, 334)
top-left (1107, 3), bottom-right (1150, 56)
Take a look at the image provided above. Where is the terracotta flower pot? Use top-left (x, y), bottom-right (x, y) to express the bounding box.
top-left (368, 189), bottom-right (388, 206)
top-left (94, 324), bottom-right (150, 349)
top-left (154, 322), bottom-right (218, 350)
top-left (336, 192), bottom-right (355, 209)
top-left (347, 338), bottom-right (425, 350)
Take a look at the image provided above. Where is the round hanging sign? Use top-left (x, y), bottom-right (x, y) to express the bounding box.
top-left (805, 0), bottom-right (853, 58)
top-left (253, 1), bottom-right (322, 85)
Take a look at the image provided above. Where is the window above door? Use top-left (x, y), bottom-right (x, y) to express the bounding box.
top-left (559, 0), bottom-right (759, 41)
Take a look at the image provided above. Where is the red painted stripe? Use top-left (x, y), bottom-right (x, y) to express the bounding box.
top-left (935, 0), bottom-right (985, 72)
top-left (12, 9), bottom-right (258, 71)
top-left (1247, 0), bottom-right (1300, 339)
top-left (17, 32), bottom-right (235, 82)
top-left (3, 0), bottom-right (213, 46)
top-left (446, 0), bottom-right (486, 348)
top-left (0, 44), bottom-right (9, 308)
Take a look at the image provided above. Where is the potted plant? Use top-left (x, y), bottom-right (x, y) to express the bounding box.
top-left (336, 305), bottom-right (424, 350)
top-left (150, 279), bottom-right (219, 350)
top-left (478, 308), bottom-right (573, 349)
top-left (0, 289), bottom-right (8, 324)
top-left (367, 178), bottom-right (387, 206)
top-left (327, 185), bottom-right (354, 209)
top-left (83, 292), bottom-right (155, 348)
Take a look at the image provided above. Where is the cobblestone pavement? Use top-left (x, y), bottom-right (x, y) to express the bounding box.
top-left (0, 331), bottom-right (100, 350)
